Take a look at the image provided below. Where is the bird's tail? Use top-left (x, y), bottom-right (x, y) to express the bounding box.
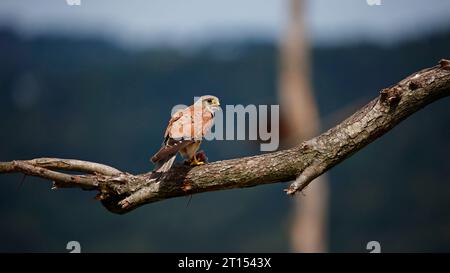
top-left (151, 138), bottom-right (194, 173)
top-left (152, 155), bottom-right (176, 173)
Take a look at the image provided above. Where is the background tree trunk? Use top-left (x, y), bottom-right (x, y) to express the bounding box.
top-left (278, 0), bottom-right (328, 252)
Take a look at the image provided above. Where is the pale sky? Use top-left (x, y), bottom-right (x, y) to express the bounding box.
top-left (0, 0), bottom-right (449, 47)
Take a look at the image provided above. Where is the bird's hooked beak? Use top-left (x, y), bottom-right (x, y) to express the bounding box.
top-left (213, 98), bottom-right (220, 106)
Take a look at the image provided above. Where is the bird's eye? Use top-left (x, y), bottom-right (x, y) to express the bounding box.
top-left (207, 99), bottom-right (213, 103)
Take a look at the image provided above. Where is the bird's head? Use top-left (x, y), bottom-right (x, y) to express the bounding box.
top-left (197, 95), bottom-right (221, 113)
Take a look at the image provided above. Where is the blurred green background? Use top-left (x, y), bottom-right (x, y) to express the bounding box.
top-left (0, 0), bottom-right (449, 252)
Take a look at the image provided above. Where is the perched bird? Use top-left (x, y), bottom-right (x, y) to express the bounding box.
top-left (151, 95), bottom-right (221, 172)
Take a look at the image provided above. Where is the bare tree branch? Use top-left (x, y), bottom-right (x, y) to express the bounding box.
top-left (1, 59), bottom-right (450, 214)
top-left (0, 158), bottom-right (121, 175)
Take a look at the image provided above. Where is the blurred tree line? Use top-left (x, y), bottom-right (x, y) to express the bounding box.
top-left (0, 27), bottom-right (449, 252)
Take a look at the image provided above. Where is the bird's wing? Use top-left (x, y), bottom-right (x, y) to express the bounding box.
top-left (151, 138), bottom-right (194, 163)
top-left (164, 109), bottom-right (184, 139)
top-left (151, 107), bottom-right (194, 164)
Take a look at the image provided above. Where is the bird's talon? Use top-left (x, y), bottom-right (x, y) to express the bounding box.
top-left (189, 154), bottom-right (206, 166)
top-left (190, 160), bottom-right (205, 166)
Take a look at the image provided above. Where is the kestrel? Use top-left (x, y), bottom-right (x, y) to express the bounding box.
top-left (151, 95), bottom-right (221, 172)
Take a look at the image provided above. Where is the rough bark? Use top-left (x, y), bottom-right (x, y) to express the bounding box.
top-left (1, 59), bottom-right (449, 214)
